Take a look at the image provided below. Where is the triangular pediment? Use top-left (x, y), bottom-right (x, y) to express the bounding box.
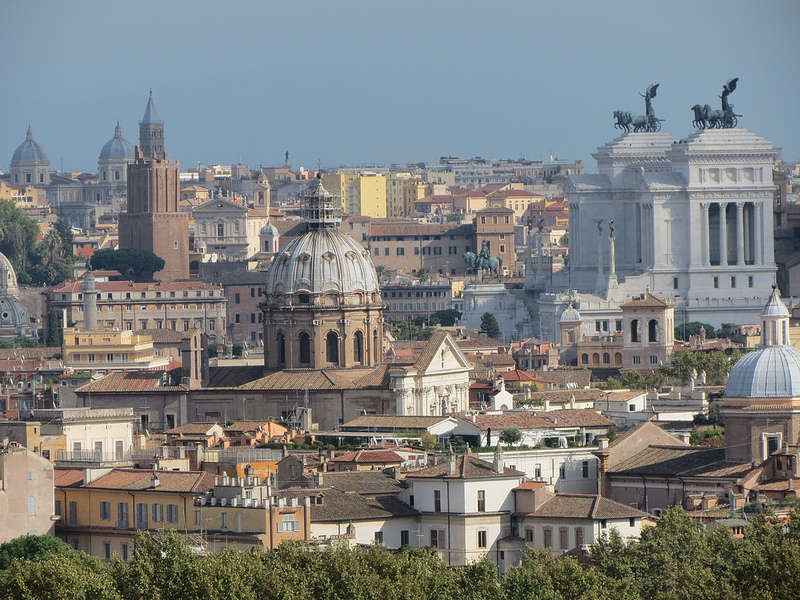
top-left (415, 331), bottom-right (473, 374)
top-left (193, 197), bottom-right (246, 214)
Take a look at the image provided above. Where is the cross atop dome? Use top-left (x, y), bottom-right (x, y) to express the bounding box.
top-left (303, 173), bottom-right (341, 231)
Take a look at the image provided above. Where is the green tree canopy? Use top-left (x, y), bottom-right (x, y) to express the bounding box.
top-left (499, 426), bottom-right (522, 445)
top-left (90, 248), bottom-right (165, 282)
top-left (479, 312), bottom-right (501, 339)
top-left (0, 534), bottom-right (70, 570)
top-left (430, 309), bottom-right (462, 327)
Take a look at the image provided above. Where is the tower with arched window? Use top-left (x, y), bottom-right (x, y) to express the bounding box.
top-left (262, 176), bottom-right (384, 370)
top-left (620, 292), bottom-right (674, 369)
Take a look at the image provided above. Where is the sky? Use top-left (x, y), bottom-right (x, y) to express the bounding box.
top-left (2, 0), bottom-right (798, 173)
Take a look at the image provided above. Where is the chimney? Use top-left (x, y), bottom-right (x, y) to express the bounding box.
top-left (597, 436), bottom-right (609, 450)
top-left (543, 397), bottom-right (550, 411)
top-left (446, 443), bottom-right (457, 476)
top-left (493, 441), bottom-right (503, 474)
top-left (569, 394), bottom-right (576, 410)
top-left (150, 472), bottom-right (160, 488)
top-left (677, 431), bottom-right (691, 445)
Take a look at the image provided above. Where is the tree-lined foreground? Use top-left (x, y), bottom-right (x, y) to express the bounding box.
top-left (1, 508), bottom-right (799, 600)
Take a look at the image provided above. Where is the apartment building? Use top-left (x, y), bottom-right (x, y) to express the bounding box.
top-left (218, 270), bottom-right (266, 346)
top-left (0, 444), bottom-right (56, 542)
top-left (366, 222), bottom-right (475, 275)
top-left (381, 279), bottom-right (459, 321)
top-left (474, 206), bottom-right (516, 273)
top-left (45, 279), bottom-right (227, 342)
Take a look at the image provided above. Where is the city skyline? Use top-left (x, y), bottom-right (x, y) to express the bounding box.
top-left (2, 0), bottom-right (798, 172)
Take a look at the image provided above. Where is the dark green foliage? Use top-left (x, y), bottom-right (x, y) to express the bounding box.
top-left (90, 248), bottom-right (165, 282)
top-left (0, 336), bottom-right (41, 349)
top-left (430, 309), bottom-right (461, 326)
top-left (0, 534), bottom-right (70, 570)
top-left (388, 320), bottom-right (435, 341)
top-left (479, 312), bottom-right (501, 339)
top-left (45, 309), bottom-right (64, 347)
top-left (2, 514), bottom-right (799, 599)
top-left (499, 426), bottom-right (522, 445)
top-left (0, 201), bottom-right (74, 286)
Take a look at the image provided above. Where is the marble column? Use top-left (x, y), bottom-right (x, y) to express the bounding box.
top-left (754, 202), bottom-right (763, 265)
top-left (700, 202), bottom-right (710, 266)
top-left (595, 221), bottom-right (605, 293)
top-left (736, 202), bottom-right (745, 266)
top-left (719, 202), bottom-right (728, 266)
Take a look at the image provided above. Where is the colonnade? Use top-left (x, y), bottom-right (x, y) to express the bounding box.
top-left (698, 200), bottom-right (764, 266)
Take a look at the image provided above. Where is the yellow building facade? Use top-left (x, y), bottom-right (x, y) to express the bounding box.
top-left (62, 327), bottom-right (170, 371)
top-left (322, 171), bottom-right (388, 218)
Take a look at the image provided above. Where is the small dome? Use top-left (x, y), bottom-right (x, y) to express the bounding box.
top-left (260, 221), bottom-right (279, 237)
top-left (0, 252), bottom-right (29, 332)
top-left (560, 304), bottom-right (581, 322)
top-left (762, 286), bottom-right (790, 317)
top-left (725, 345), bottom-right (800, 398)
top-left (99, 122), bottom-right (134, 161)
top-left (11, 126), bottom-right (49, 165)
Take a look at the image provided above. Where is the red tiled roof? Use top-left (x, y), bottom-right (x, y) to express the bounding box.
top-left (406, 454), bottom-right (524, 480)
top-left (165, 422), bottom-right (221, 435)
top-left (76, 370), bottom-right (186, 394)
top-left (461, 409), bottom-right (613, 432)
top-left (50, 279), bottom-right (221, 293)
top-left (514, 481), bottom-right (546, 490)
top-left (54, 468), bottom-right (84, 487)
top-left (500, 370), bottom-right (541, 382)
top-left (332, 449), bottom-right (403, 464)
top-left (620, 292), bottom-right (673, 309)
top-left (83, 468), bottom-right (215, 493)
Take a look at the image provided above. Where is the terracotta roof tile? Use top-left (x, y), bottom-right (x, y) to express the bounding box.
top-left (523, 494), bottom-right (649, 520)
top-left (76, 370), bottom-right (187, 394)
top-left (332, 449), bottom-right (403, 464)
top-left (83, 468), bottom-right (215, 493)
top-left (54, 468), bottom-right (84, 487)
top-left (406, 454), bottom-right (524, 480)
top-left (165, 422), bottom-right (221, 435)
top-left (462, 409), bottom-right (613, 432)
top-left (620, 292), bottom-right (673, 309)
top-left (608, 445), bottom-right (753, 478)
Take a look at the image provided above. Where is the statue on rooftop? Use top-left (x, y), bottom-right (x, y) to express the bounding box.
top-left (613, 83), bottom-right (664, 133)
top-left (691, 77), bottom-right (741, 129)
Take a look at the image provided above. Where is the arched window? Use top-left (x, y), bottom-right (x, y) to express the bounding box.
top-left (373, 330), bottom-right (379, 363)
top-left (299, 332), bottom-right (311, 365)
top-left (581, 354), bottom-right (589, 365)
top-left (354, 331), bottom-right (363, 364)
top-left (326, 332), bottom-right (339, 364)
top-left (648, 319), bottom-right (658, 343)
top-left (602, 353), bottom-right (610, 364)
top-left (631, 319), bottom-right (640, 343)
top-left (614, 352), bottom-right (623, 365)
top-left (277, 333), bottom-right (286, 366)
top-left (592, 353), bottom-right (600, 365)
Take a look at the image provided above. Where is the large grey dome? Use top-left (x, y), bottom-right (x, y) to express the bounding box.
top-left (264, 178), bottom-right (379, 298)
top-left (265, 228), bottom-right (379, 296)
top-left (725, 346), bottom-right (800, 398)
top-left (99, 123), bottom-right (134, 161)
top-left (11, 126), bottom-right (48, 165)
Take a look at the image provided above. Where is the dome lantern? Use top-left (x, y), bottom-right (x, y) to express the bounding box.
top-left (761, 285), bottom-right (790, 347)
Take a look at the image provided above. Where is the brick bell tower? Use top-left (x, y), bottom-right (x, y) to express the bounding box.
top-left (118, 91), bottom-right (189, 281)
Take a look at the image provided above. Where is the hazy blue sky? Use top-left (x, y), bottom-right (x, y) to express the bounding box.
top-left (2, 0), bottom-right (798, 173)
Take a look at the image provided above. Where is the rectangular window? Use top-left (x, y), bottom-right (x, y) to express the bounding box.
top-left (559, 527), bottom-right (569, 549)
top-left (121, 544), bottom-right (128, 562)
top-left (650, 355), bottom-right (659, 365)
top-left (250, 288), bottom-right (255, 297)
top-left (600, 519), bottom-right (607, 529)
top-left (104, 542), bottom-right (111, 560)
top-left (221, 512), bottom-right (227, 529)
top-left (434, 490), bottom-right (441, 512)
top-left (629, 517), bottom-right (637, 527)
top-left (167, 504), bottom-right (178, 523)
top-left (250, 313), bottom-right (256, 323)
top-left (543, 528), bottom-right (552, 548)
top-left (27, 496), bottom-right (36, 516)
top-left (534, 464), bottom-right (541, 479)
top-left (713, 276), bottom-right (719, 289)
top-left (117, 502), bottom-right (129, 529)
top-left (55, 500), bottom-right (62, 517)
top-left (748, 275), bottom-right (754, 288)
top-left (152, 504), bottom-right (164, 523)
top-left (195, 510), bottom-right (201, 526)
top-left (400, 530), bottom-right (410, 546)
top-left (477, 530), bottom-right (487, 549)
top-left (235, 293), bottom-right (240, 304)
top-left (235, 314), bottom-right (240, 324)
top-left (731, 276), bottom-right (736, 288)
top-left (633, 355), bottom-right (641, 365)
top-left (414, 247), bottom-right (420, 255)
top-left (559, 463), bottom-right (566, 479)
top-left (430, 529), bottom-right (444, 548)
top-left (582, 461), bottom-right (589, 478)
top-left (575, 527), bottom-right (585, 548)
top-left (69, 501), bottom-right (78, 525)
top-left (525, 528), bottom-right (534, 543)
top-left (397, 247), bottom-right (404, 256)
top-left (100, 501), bottom-right (111, 520)
top-left (136, 503), bottom-right (148, 529)
top-left (673, 277), bottom-right (679, 289)
top-left (384, 248), bottom-right (389, 256)
top-left (374, 531), bottom-right (383, 545)
top-left (477, 490), bottom-right (486, 512)
top-left (500, 244), bottom-right (505, 253)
